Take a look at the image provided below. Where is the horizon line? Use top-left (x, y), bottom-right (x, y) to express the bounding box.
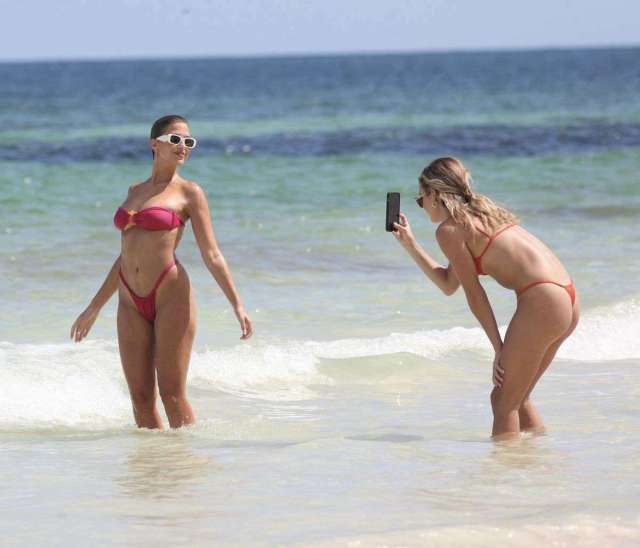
top-left (1, 42), bottom-right (639, 65)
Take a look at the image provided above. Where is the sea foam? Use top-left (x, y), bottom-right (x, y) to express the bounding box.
top-left (1, 298), bottom-right (638, 429)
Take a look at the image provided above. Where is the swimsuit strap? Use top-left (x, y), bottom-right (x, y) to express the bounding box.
top-left (492, 223), bottom-right (517, 238)
top-left (475, 227), bottom-right (492, 239)
top-left (475, 223), bottom-right (516, 260)
top-left (150, 262), bottom-right (177, 295)
top-left (118, 268), bottom-right (138, 297)
top-left (118, 261), bottom-right (176, 299)
top-left (517, 280), bottom-right (576, 306)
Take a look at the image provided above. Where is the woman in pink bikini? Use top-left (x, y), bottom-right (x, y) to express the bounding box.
top-left (70, 115), bottom-right (253, 429)
top-left (393, 157), bottom-right (579, 439)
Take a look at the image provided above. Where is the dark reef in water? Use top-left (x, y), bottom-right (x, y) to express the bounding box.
top-left (4, 122), bottom-right (640, 163)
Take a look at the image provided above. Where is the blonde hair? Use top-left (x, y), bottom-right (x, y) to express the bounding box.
top-left (419, 157), bottom-right (517, 231)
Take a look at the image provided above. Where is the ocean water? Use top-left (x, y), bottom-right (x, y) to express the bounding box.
top-left (1, 48), bottom-right (640, 546)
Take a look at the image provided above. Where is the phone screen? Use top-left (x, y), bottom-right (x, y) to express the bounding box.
top-left (386, 192), bottom-right (400, 232)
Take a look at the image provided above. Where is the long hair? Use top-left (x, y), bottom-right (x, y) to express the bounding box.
top-left (419, 157), bottom-right (517, 231)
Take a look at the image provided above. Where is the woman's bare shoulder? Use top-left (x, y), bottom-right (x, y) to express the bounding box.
top-left (436, 218), bottom-right (465, 241)
top-left (176, 180), bottom-right (209, 217)
top-left (126, 181), bottom-right (146, 195)
top-left (178, 179), bottom-right (205, 199)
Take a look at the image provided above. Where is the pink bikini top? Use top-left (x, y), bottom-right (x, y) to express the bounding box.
top-left (113, 206), bottom-right (185, 232)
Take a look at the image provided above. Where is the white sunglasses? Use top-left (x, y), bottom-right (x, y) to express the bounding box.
top-left (155, 133), bottom-right (197, 149)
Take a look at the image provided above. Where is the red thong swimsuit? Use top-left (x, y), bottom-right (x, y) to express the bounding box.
top-left (114, 206), bottom-right (185, 322)
top-left (470, 224), bottom-right (576, 306)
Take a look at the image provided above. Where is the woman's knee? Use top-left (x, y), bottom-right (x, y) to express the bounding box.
top-left (158, 385), bottom-right (188, 407)
top-left (130, 387), bottom-right (156, 411)
top-left (490, 387), bottom-right (520, 417)
top-left (519, 397), bottom-right (532, 410)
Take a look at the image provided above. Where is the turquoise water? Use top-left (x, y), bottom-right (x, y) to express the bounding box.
top-left (3, 150), bottom-right (639, 343)
top-left (1, 49), bottom-right (640, 545)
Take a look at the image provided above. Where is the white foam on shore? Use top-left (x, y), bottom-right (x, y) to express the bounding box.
top-left (557, 298), bottom-right (640, 361)
top-left (1, 297), bottom-right (638, 429)
top-left (0, 340), bottom-right (130, 430)
top-left (310, 297), bottom-right (640, 363)
top-left (302, 515), bottom-right (640, 548)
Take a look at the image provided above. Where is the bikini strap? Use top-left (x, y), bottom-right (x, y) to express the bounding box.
top-left (150, 261), bottom-right (177, 295)
top-left (493, 223), bottom-right (516, 239)
top-left (119, 262), bottom-right (176, 299)
top-left (118, 269), bottom-right (137, 297)
top-left (476, 223), bottom-right (516, 240)
top-left (474, 228), bottom-right (493, 259)
top-left (473, 224), bottom-right (516, 265)
top-left (475, 226), bottom-right (492, 239)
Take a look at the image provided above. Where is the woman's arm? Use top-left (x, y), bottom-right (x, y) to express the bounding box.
top-left (186, 182), bottom-right (253, 339)
top-left (393, 214), bottom-right (460, 295)
top-left (70, 255), bottom-right (121, 342)
top-left (435, 224), bottom-right (502, 353)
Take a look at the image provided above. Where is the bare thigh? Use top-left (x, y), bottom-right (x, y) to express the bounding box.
top-left (497, 284), bottom-right (574, 411)
top-left (153, 264), bottom-right (197, 399)
top-left (523, 295), bottom-right (580, 401)
top-left (117, 293), bottom-right (155, 401)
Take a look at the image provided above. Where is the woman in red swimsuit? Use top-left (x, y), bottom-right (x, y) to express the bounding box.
top-left (393, 157), bottom-right (579, 439)
top-left (70, 115), bottom-right (253, 429)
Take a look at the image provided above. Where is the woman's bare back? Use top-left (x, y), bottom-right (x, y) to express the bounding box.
top-left (462, 222), bottom-right (572, 290)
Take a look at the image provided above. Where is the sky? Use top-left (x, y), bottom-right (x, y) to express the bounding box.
top-left (1, 0), bottom-right (638, 61)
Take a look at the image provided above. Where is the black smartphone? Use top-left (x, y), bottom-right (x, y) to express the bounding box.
top-left (386, 192), bottom-right (400, 232)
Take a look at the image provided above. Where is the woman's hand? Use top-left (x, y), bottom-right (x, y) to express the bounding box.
top-left (70, 305), bottom-right (99, 343)
top-left (493, 348), bottom-right (505, 387)
top-left (393, 213), bottom-right (416, 248)
top-left (234, 305), bottom-right (253, 340)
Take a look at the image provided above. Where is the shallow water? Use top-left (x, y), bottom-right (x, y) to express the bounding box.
top-left (2, 350), bottom-right (639, 546)
top-left (1, 48), bottom-right (640, 545)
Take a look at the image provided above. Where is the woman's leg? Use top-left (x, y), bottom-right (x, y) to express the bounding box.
top-left (490, 284), bottom-right (574, 439)
top-left (117, 297), bottom-right (162, 428)
top-left (153, 265), bottom-right (197, 428)
top-left (518, 298), bottom-right (580, 432)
